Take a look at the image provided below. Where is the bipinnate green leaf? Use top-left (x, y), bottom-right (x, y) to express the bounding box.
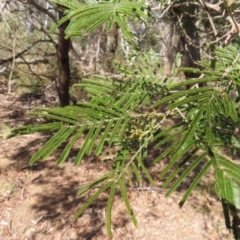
top-left (57, 124), bottom-right (88, 165)
top-left (74, 181), bottom-right (113, 220)
top-left (178, 105), bottom-right (205, 150)
top-left (131, 161), bottom-right (142, 183)
top-left (216, 154), bottom-right (240, 183)
top-left (108, 119), bottom-right (123, 145)
top-left (74, 122), bottom-right (97, 165)
top-left (76, 77), bottom-right (114, 97)
top-left (115, 14), bottom-right (133, 41)
top-left (96, 120), bottom-right (115, 155)
top-left (232, 181), bottom-right (240, 210)
top-left (223, 95), bottom-right (238, 122)
top-left (168, 76), bottom-right (219, 90)
top-left (179, 160), bottom-right (212, 207)
top-left (50, 1), bottom-right (151, 42)
top-left (165, 152), bottom-right (207, 197)
top-left (180, 67), bottom-right (201, 74)
top-left (153, 86), bottom-right (213, 108)
top-left (29, 108), bottom-right (79, 124)
top-left (168, 92), bottom-right (211, 110)
top-left (160, 140), bottom-right (196, 179)
top-left (77, 171), bottom-right (116, 197)
top-left (154, 128), bottom-right (186, 148)
top-left (29, 126), bottom-right (76, 165)
top-left (136, 155), bottom-right (154, 185)
top-left (118, 174), bottom-right (138, 226)
top-left (215, 169), bottom-right (236, 205)
top-left (86, 122), bottom-right (105, 155)
top-left (8, 122), bottom-right (62, 138)
top-left (106, 182), bottom-right (116, 236)
top-left (153, 141), bottom-right (181, 164)
top-left (211, 95), bottom-right (225, 115)
top-left (163, 147), bottom-right (199, 189)
top-left (206, 104), bottom-right (214, 146)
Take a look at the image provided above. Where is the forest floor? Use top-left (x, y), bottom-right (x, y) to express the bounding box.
top-left (0, 82), bottom-right (235, 240)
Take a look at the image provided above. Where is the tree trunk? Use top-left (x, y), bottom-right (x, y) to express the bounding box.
top-left (164, 5), bottom-right (201, 81)
top-left (178, 13), bottom-right (201, 79)
top-left (55, 10), bottom-right (70, 107)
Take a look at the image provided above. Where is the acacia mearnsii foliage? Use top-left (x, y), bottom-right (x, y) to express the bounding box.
top-left (8, 0), bottom-right (240, 237)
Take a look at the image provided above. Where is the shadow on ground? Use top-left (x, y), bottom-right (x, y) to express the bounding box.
top-left (1, 129), bottom-right (129, 239)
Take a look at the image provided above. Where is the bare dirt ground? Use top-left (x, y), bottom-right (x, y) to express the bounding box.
top-left (0, 86), bottom-right (234, 240)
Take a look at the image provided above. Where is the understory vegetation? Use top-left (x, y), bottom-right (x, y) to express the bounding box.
top-left (5, 0), bottom-right (240, 238)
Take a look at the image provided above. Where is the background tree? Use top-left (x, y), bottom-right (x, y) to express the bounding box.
top-left (55, 8), bottom-right (71, 106)
top-left (0, 0), bottom-right (72, 106)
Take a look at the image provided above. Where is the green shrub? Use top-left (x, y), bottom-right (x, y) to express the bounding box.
top-left (8, 0), bottom-right (240, 237)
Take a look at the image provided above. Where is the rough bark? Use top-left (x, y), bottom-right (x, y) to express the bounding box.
top-left (164, 6), bottom-right (201, 82)
top-left (178, 13), bottom-right (201, 79)
top-left (55, 10), bottom-right (70, 107)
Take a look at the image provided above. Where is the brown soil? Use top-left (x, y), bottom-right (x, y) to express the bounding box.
top-left (0, 91), bottom-right (234, 240)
